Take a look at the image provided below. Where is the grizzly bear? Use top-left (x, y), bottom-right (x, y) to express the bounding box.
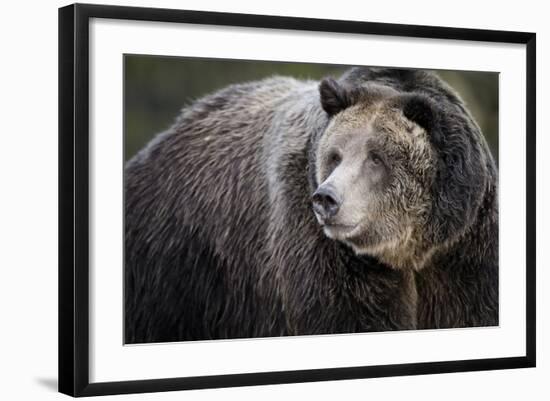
top-left (124, 67), bottom-right (498, 344)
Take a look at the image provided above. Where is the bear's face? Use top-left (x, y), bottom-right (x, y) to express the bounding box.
top-left (313, 95), bottom-right (436, 269)
top-left (312, 75), bottom-right (491, 270)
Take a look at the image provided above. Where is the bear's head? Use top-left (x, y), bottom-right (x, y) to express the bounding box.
top-left (311, 75), bottom-right (489, 270)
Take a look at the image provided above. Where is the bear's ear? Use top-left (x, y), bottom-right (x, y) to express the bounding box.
top-left (402, 94), bottom-right (442, 144)
top-left (319, 77), bottom-right (352, 117)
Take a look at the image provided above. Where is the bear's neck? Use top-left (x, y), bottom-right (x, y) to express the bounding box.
top-left (415, 180), bottom-right (499, 328)
top-left (389, 175), bottom-right (498, 272)
top-left (433, 179), bottom-right (498, 270)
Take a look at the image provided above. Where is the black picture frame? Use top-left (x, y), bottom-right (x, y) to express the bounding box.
top-left (59, 3), bottom-right (536, 397)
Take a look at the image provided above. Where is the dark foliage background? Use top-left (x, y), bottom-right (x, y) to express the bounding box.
top-left (124, 55), bottom-right (498, 163)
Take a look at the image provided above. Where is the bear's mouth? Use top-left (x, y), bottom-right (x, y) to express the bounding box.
top-left (321, 222), bottom-right (359, 239)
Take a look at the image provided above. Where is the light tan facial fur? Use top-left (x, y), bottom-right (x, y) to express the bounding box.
top-left (315, 98), bottom-right (437, 270)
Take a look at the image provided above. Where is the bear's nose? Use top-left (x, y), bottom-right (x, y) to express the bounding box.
top-left (312, 186), bottom-right (341, 221)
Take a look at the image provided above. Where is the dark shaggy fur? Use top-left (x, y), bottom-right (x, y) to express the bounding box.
top-left (125, 67), bottom-right (498, 343)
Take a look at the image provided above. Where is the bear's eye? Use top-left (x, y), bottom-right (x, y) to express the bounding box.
top-left (328, 151), bottom-right (342, 167)
top-left (368, 151), bottom-right (383, 166)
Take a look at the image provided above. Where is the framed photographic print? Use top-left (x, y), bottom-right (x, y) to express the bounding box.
top-left (58, 3), bottom-right (536, 397)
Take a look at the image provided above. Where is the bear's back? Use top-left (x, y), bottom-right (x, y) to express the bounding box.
top-left (126, 76), bottom-right (315, 256)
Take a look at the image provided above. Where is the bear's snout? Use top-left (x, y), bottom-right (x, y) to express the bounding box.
top-left (312, 185), bottom-right (341, 223)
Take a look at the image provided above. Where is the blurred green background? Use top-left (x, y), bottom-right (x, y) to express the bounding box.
top-left (124, 55), bottom-right (498, 163)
